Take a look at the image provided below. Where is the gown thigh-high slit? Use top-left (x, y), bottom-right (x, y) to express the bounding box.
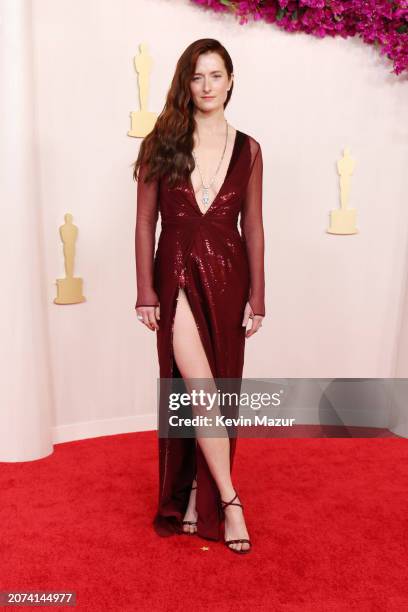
top-left (172, 285), bottom-right (235, 539)
top-left (135, 129), bottom-right (265, 541)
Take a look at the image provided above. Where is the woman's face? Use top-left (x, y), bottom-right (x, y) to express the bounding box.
top-left (190, 52), bottom-right (233, 112)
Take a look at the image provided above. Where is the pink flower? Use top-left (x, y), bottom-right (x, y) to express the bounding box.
top-left (190, 0), bottom-right (408, 75)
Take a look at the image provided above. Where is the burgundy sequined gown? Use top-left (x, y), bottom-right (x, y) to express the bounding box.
top-left (135, 129), bottom-right (265, 541)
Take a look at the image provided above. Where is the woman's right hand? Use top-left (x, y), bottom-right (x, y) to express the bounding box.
top-left (136, 304), bottom-right (160, 331)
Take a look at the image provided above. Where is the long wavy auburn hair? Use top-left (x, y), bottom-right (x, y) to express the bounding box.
top-left (132, 38), bottom-right (234, 188)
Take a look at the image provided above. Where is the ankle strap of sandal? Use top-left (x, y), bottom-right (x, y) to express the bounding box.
top-left (221, 492), bottom-right (243, 510)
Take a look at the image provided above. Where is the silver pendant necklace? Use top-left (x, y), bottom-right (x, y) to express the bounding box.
top-left (192, 120), bottom-right (229, 209)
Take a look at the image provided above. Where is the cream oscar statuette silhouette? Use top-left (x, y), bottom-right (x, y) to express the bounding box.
top-left (54, 213), bottom-right (86, 304)
top-left (128, 42), bottom-right (157, 138)
top-left (328, 147), bottom-right (358, 235)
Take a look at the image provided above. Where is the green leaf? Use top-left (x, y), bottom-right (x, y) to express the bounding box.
top-left (276, 7), bottom-right (286, 20)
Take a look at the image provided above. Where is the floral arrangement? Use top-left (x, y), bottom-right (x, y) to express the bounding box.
top-left (190, 0), bottom-right (408, 75)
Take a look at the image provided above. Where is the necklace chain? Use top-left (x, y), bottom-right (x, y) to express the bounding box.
top-left (192, 120), bottom-right (229, 209)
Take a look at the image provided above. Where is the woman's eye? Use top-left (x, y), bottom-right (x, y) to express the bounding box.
top-left (192, 75), bottom-right (222, 81)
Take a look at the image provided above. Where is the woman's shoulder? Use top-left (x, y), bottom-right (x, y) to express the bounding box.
top-left (236, 128), bottom-right (261, 155)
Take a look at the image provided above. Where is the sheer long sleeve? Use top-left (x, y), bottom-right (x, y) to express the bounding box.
top-left (239, 142), bottom-right (265, 317)
top-left (134, 163), bottom-right (160, 308)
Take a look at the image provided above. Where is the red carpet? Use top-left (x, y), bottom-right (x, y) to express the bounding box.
top-left (1, 431), bottom-right (408, 611)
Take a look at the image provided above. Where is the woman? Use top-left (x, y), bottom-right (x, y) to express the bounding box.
top-left (133, 39), bottom-right (265, 555)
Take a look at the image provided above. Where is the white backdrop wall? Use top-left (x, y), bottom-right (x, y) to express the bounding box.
top-left (1, 0), bottom-right (408, 460)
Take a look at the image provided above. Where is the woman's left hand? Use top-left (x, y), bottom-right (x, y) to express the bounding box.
top-left (242, 302), bottom-right (264, 338)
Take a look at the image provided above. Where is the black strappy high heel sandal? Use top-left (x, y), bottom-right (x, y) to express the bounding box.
top-left (182, 485), bottom-right (197, 535)
top-left (220, 492), bottom-right (252, 554)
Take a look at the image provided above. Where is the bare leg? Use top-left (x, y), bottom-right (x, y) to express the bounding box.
top-left (172, 287), bottom-right (250, 551)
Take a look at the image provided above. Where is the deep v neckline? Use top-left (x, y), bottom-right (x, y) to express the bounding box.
top-left (188, 128), bottom-right (240, 218)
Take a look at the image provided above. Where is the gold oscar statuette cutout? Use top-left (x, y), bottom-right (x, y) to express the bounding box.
top-left (327, 147), bottom-right (358, 235)
top-left (54, 213), bottom-right (86, 304)
top-left (128, 42), bottom-right (157, 138)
